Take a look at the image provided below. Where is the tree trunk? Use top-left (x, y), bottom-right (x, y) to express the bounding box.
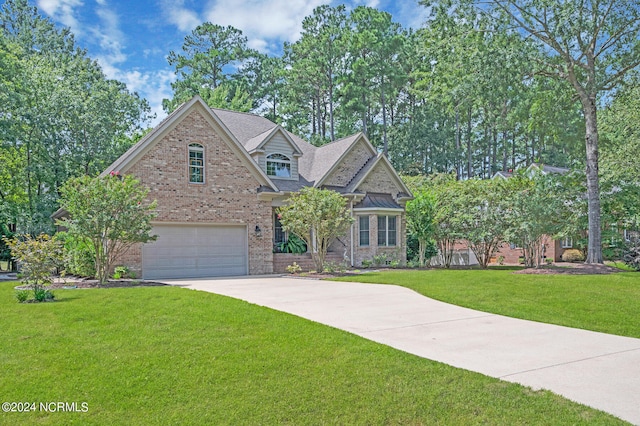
top-left (381, 80), bottom-right (388, 155)
top-left (455, 105), bottom-right (461, 179)
top-left (466, 106), bottom-right (473, 178)
top-left (582, 95), bottom-right (603, 264)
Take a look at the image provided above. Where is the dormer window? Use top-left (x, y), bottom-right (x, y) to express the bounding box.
top-left (266, 153), bottom-right (291, 178)
top-left (188, 143), bottom-right (204, 183)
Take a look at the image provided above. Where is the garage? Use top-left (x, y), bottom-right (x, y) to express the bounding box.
top-left (142, 224), bottom-right (248, 279)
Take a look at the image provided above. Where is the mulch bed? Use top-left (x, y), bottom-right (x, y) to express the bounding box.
top-left (512, 263), bottom-right (624, 275)
top-left (23, 277), bottom-right (168, 290)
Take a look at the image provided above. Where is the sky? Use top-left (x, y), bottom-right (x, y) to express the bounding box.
top-left (33, 0), bottom-right (428, 126)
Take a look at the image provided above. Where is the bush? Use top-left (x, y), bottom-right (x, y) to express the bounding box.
top-left (57, 232), bottom-right (96, 277)
top-left (286, 262), bottom-right (302, 274)
top-left (323, 261), bottom-right (347, 274)
top-left (622, 243), bottom-right (640, 271)
top-left (277, 234), bottom-right (307, 254)
top-left (561, 248), bottom-right (585, 262)
top-left (113, 265), bottom-right (131, 280)
top-left (361, 259), bottom-right (373, 268)
top-left (15, 289), bottom-right (30, 303)
top-left (3, 234), bottom-right (63, 303)
top-left (373, 254), bottom-right (388, 266)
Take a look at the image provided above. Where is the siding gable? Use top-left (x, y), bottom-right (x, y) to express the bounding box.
top-left (259, 130), bottom-right (300, 180)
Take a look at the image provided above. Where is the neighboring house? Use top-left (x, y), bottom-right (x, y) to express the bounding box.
top-left (71, 96), bottom-right (412, 279)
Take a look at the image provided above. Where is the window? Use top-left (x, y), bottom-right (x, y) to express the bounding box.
top-left (188, 144), bottom-right (204, 183)
top-left (377, 215), bottom-right (397, 246)
top-left (359, 216), bottom-right (369, 246)
top-left (561, 236), bottom-right (573, 248)
top-left (266, 153), bottom-right (291, 178)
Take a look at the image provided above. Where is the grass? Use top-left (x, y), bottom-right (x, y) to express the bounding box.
top-left (0, 281), bottom-right (627, 425)
top-left (334, 268), bottom-right (640, 338)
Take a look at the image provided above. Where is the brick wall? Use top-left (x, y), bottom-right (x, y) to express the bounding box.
top-left (273, 252), bottom-right (346, 273)
top-left (323, 140), bottom-right (372, 187)
top-left (117, 108), bottom-right (273, 275)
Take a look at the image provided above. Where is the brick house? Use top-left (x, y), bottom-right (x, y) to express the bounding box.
top-left (89, 96), bottom-right (412, 279)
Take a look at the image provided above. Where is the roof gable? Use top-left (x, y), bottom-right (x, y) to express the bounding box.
top-left (102, 96), bottom-right (277, 191)
top-left (314, 133), bottom-right (377, 188)
top-left (350, 154), bottom-right (412, 199)
top-left (248, 126), bottom-right (303, 156)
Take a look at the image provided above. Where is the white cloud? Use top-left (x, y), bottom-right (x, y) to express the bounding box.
top-left (117, 69), bottom-right (176, 126)
top-left (160, 0), bottom-right (202, 32)
top-left (393, 1), bottom-right (429, 30)
top-left (204, 0), bottom-right (327, 52)
top-left (37, 0), bottom-right (84, 35)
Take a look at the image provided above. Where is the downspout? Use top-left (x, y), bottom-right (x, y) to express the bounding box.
top-left (350, 198), bottom-right (354, 267)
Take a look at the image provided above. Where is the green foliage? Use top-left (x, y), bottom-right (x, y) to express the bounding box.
top-left (277, 187), bottom-right (353, 272)
top-left (405, 189), bottom-right (437, 266)
top-left (14, 289), bottom-right (29, 302)
top-left (361, 259), bottom-right (373, 268)
top-left (277, 233), bottom-right (307, 254)
top-left (503, 169), bottom-right (577, 267)
top-left (323, 261), bottom-right (347, 274)
top-left (112, 266), bottom-right (131, 280)
top-left (56, 231), bottom-right (96, 277)
top-left (3, 233), bottom-right (63, 302)
top-left (58, 174), bottom-right (157, 284)
top-left (164, 22), bottom-right (258, 113)
top-left (0, 0), bottom-right (152, 234)
top-left (622, 243), bottom-right (640, 271)
top-left (286, 262), bottom-right (302, 274)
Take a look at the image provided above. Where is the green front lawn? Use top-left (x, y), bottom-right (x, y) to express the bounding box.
top-left (0, 281), bottom-right (626, 425)
top-left (334, 269), bottom-right (640, 338)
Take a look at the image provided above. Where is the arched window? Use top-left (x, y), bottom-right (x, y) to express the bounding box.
top-left (188, 143), bottom-right (204, 183)
top-left (266, 153), bottom-right (291, 178)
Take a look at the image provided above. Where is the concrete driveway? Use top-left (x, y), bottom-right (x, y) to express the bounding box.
top-left (161, 276), bottom-right (640, 425)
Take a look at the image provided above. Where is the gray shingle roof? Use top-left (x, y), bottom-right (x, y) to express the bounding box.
top-left (209, 109), bottom-right (367, 191)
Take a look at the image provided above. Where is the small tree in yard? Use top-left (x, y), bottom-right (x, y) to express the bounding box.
top-left (406, 190), bottom-right (436, 267)
top-left (277, 187), bottom-right (353, 272)
top-left (4, 234), bottom-right (64, 302)
top-left (58, 174), bottom-right (157, 284)
top-left (457, 179), bottom-right (510, 269)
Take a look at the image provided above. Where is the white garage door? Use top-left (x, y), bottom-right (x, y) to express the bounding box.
top-left (142, 225), bottom-right (248, 279)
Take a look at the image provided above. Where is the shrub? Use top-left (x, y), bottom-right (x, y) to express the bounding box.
top-left (15, 289), bottom-right (30, 303)
top-left (497, 255), bottom-right (505, 266)
top-left (561, 248), bottom-right (585, 262)
top-left (113, 265), bottom-right (130, 280)
top-left (3, 234), bottom-right (63, 303)
top-left (57, 232), bottom-right (96, 277)
top-left (389, 260), bottom-right (400, 268)
top-left (277, 234), bottom-right (307, 254)
top-left (622, 243), bottom-right (640, 271)
top-left (286, 262), bottom-right (302, 274)
top-left (361, 259), bottom-right (373, 268)
top-left (373, 254), bottom-right (388, 266)
top-left (323, 261), bottom-right (347, 274)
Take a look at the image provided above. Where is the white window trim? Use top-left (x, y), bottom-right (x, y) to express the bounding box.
top-left (561, 236), bottom-right (573, 249)
top-left (188, 143), bottom-right (205, 184)
top-left (377, 215), bottom-right (397, 247)
top-left (266, 153), bottom-right (292, 178)
top-left (359, 216), bottom-right (370, 247)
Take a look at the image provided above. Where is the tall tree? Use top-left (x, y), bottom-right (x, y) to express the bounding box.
top-left (164, 23), bottom-right (257, 112)
top-left (450, 0), bottom-right (640, 263)
top-left (286, 5), bottom-right (348, 142)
